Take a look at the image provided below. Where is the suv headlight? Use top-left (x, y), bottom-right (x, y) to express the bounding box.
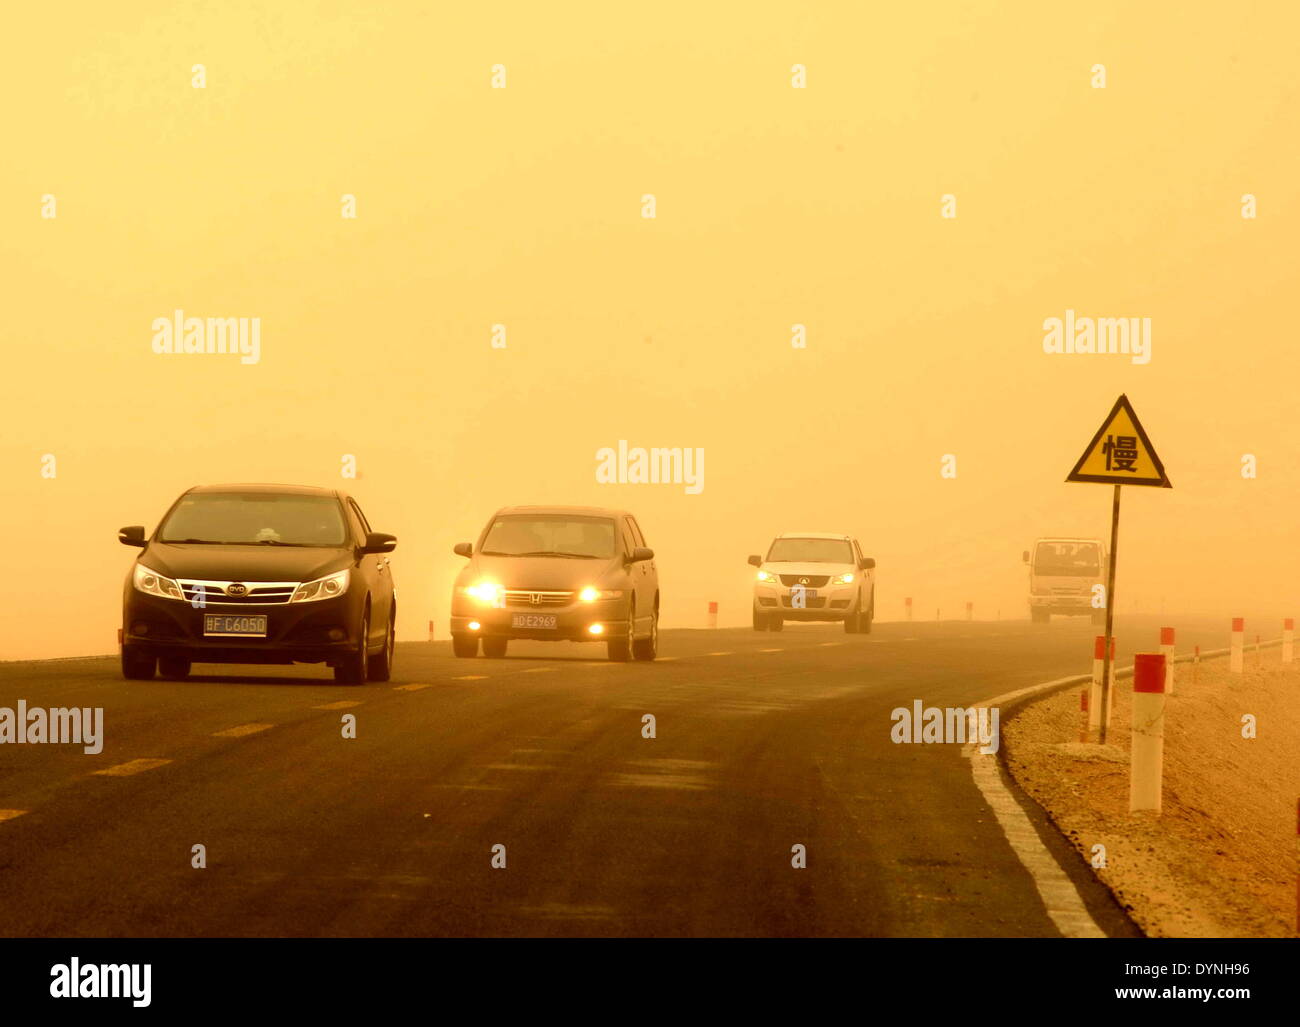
top-left (134, 563), bottom-right (185, 600)
top-left (578, 587), bottom-right (624, 602)
top-left (832, 572), bottom-right (855, 585)
top-left (291, 569), bottom-right (350, 603)
top-left (756, 569), bottom-right (780, 584)
top-left (463, 582), bottom-right (505, 604)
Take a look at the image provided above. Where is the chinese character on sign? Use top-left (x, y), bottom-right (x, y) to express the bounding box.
top-left (1102, 434), bottom-right (1138, 472)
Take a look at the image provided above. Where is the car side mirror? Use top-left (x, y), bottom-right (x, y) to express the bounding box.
top-left (629, 547), bottom-right (654, 564)
top-left (361, 532), bottom-right (397, 555)
top-left (860, 557), bottom-right (875, 570)
top-left (118, 525), bottom-right (147, 547)
top-left (747, 554), bottom-right (762, 567)
top-left (453, 542), bottom-right (473, 558)
top-left (1022, 550), bottom-right (1030, 563)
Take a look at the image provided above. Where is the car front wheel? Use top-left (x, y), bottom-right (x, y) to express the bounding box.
top-left (368, 608), bottom-right (395, 681)
top-left (452, 634), bottom-right (479, 657)
top-left (633, 609), bottom-right (658, 661)
top-left (335, 609), bottom-right (369, 684)
top-left (122, 645), bottom-right (156, 681)
top-left (607, 605), bottom-right (634, 661)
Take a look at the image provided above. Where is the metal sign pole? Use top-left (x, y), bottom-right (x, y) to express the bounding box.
top-left (1099, 484), bottom-right (1121, 745)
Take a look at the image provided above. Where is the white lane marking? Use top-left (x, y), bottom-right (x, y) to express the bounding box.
top-left (213, 723), bottom-right (274, 738)
top-left (705, 652), bottom-right (733, 657)
top-left (901, 637), bottom-right (919, 641)
top-left (758, 648), bottom-right (783, 653)
top-left (394, 683), bottom-right (433, 692)
top-left (520, 667), bottom-right (556, 674)
top-left (0, 810), bottom-right (29, 823)
top-left (818, 642), bottom-right (845, 647)
top-left (452, 675), bottom-right (488, 681)
top-left (313, 700), bottom-right (362, 710)
top-left (93, 758), bottom-right (172, 776)
top-left (656, 656), bottom-right (680, 661)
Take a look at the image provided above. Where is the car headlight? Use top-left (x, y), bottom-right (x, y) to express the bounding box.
top-left (756, 569), bottom-right (780, 584)
top-left (463, 581), bottom-right (505, 604)
top-left (291, 569), bottom-right (350, 603)
top-left (578, 587), bottom-right (624, 602)
top-left (832, 572), bottom-right (855, 585)
top-left (134, 563), bottom-right (185, 600)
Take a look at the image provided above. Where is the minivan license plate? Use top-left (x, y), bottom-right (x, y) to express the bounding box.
top-left (204, 614), bottom-right (268, 637)
top-left (512, 614), bottom-right (557, 629)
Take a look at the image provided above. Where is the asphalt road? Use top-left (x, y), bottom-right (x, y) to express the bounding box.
top-left (0, 615), bottom-right (1240, 937)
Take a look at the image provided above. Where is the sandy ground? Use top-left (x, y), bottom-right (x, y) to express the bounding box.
top-left (1003, 651), bottom-right (1299, 937)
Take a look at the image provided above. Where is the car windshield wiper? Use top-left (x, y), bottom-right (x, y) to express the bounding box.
top-left (163, 538), bottom-right (226, 544)
top-left (253, 540), bottom-right (315, 546)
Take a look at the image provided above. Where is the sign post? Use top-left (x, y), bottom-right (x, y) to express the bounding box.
top-left (1066, 394), bottom-right (1171, 744)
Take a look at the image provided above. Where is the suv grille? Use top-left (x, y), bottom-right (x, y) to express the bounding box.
top-left (502, 589), bottom-right (573, 607)
top-left (779, 575), bottom-right (830, 588)
top-left (179, 580), bottom-right (299, 605)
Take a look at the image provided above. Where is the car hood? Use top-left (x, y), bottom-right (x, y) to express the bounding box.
top-left (140, 543), bottom-right (351, 582)
top-left (762, 560), bottom-right (855, 577)
top-left (460, 553), bottom-right (621, 589)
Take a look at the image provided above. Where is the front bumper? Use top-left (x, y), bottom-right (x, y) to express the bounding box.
top-left (754, 583), bottom-right (856, 621)
top-left (1029, 594), bottom-right (1092, 612)
top-left (122, 588), bottom-right (363, 665)
top-left (451, 595), bottom-right (629, 641)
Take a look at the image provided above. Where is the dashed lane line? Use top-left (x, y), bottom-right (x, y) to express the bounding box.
top-left (0, 810), bottom-right (28, 823)
top-left (313, 700), bottom-right (363, 710)
top-left (394, 683), bottom-right (433, 692)
top-left (212, 723), bottom-right (274, 738)
top-left (92, 758), bottom-right (173, 776)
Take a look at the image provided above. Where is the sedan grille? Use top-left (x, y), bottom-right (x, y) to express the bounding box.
top-left (178, 580), bottom-right (299, 605)
top-left (779, 575), bottom-right (830, 588)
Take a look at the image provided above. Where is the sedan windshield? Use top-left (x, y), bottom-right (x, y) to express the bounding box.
top-left (766, 538), bottom-right (854, 563)
top-left (481, 515), bottom-right (616, 558)
top-left (158, 493), bottom-right (348, 546)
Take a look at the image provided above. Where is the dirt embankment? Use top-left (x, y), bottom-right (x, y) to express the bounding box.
top-left (1003, 653), bottom-right (1299, 937)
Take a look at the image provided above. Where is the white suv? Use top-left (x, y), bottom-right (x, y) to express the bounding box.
top-left (748, 532), bottom-right (875, 633)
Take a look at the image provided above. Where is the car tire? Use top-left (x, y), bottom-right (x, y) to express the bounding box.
top-left (861, 591), bottom-right (874, 634)
top-left (633, 609), bottom-right (658, 661)
top-left (768, 615), bottom-right (783, 632)
top-left (368, 607), bottom-right (395, 681)
top-left (452, 634), bottom-right (479, 658)
top-left (122, 645), bottom-right (156, 681)
top-left (482, 637), bottom-right (508, 659)
top-left (1031, 607), bottom-right (1050, 624)
top-left (608, 603), bottom-right (634, 661)
top-left (752, 606), bottom-right (768, 631)
top-left (158, 657), bottom-right (191, 679)
top-left (334, 608), bottom-right (369, 684)
top-left (843, 602), bottom-right (860, 633)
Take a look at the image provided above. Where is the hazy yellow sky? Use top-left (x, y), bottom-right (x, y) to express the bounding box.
top-left (2, 2), bottom-right (1298, 657)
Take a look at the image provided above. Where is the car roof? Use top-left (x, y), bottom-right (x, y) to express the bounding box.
top-left (493, 505), bottom-right (629, 519)
top-left (775, 531), bottom-right (853, 540)
top-left (186, 483), bottom-right (341, 497)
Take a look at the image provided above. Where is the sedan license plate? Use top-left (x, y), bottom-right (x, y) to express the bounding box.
top-left (203, 614), bottom-right (268, 637)
top-left (512, 613), bottom-right (557, 629)
top-left (793, 589), bottom-right (818, 599)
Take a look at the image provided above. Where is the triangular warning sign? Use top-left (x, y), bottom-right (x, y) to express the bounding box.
top-left (1066, 394), bottom-right (1171, 488)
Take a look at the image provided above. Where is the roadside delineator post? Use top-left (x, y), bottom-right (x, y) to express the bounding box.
top-left (1129, 653), bottom-right (1167, 814)
top-left (1159, 627), bottom-right (1175, 695)
top-left (1193, 645), bottom-right (1200, 683)
top-left (1256, 634), bottom-right (1262, 666)
top-left (905, 597), bottom-right (912, 621)
top-left (428, 619), bottom-right (435, 642)
top-left (1079, 690), bottom-right (1089, 743)
top-left (707, 601), bottom-right (718, 630)
top-left (965, 602), bottom-right (973, 621)
top-left (1230, 617), bottom-right (1245, 673)
top-left (1284, 619), bottom-right (1294, 664)
top-left (1089, 635), bottom-right (1115, 737)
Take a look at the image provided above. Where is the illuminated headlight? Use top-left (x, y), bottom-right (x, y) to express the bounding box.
top-left (578, 587), bottom-right (623, 602)
top-left (291, 569), bottom-right (350, 603)
top-left (756, 569), bottom-right (780, 584)
top-left (134, 563), bottom-right (185, 600)
top-left (832, 573), bottom-right (855, 585)
top-left (463, 582), bottom-right (504, 604)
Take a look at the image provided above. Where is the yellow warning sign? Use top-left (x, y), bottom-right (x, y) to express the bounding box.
top-left (1066, 394), bottom-right (1171, 488)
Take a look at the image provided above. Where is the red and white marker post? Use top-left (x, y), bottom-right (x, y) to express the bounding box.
top-left (1089, 635), bottom-right (1115, 737)
top-left (1284, 619), bottom-right (1294, 664)
top-left (905, 597), bottom-right (912, 621)
top-left (1193, 644), bottom-right (1200, 684)
top-left (428, 619), bottom-right (435, 642)
top-left (707, 601), bottom-right (718, 630)
top-left (1079, 690), bottom-right (1089, 743)
top-left (1129, 653), bottom-right (1167, 813)
top-left (1159, 626), bottom-right (1175, 695)
top-left (1230, 617), bottom-right (1245, 674)
top-left (965, 602), bottom-right (973, 621)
